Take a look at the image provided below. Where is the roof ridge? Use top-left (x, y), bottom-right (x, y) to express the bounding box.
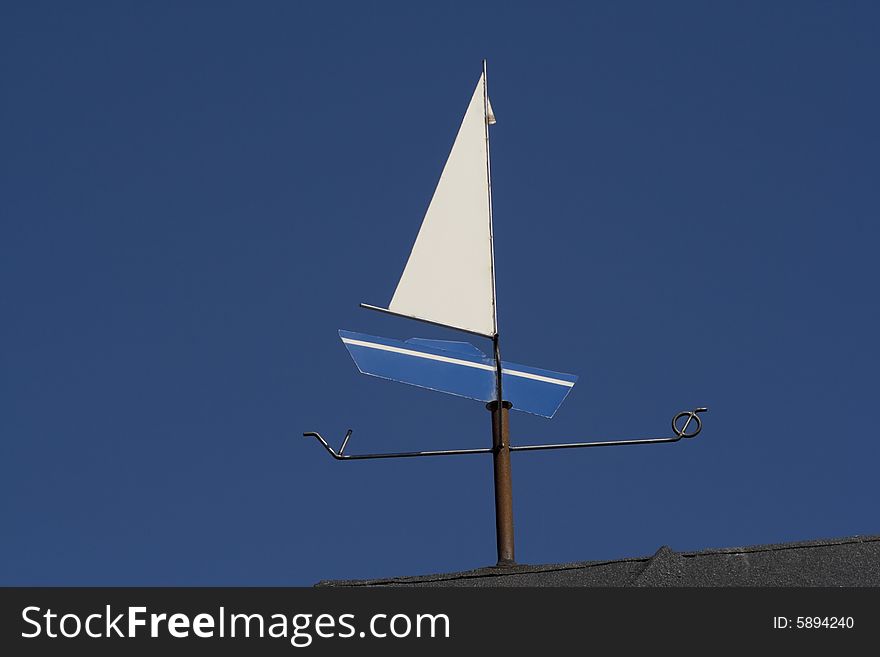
top-left (680, 534), bottom-right (880, 559)
top-left (315, 533), bottom-right (880, 587)
top-left (316, 555), bottom-right (654, 587)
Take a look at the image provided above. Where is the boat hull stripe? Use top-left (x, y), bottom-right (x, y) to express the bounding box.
top-left (341, 337), bottom-right (575, 388)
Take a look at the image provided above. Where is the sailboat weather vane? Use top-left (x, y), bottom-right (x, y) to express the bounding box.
top-left (303, 61), bottom-right (707, 566)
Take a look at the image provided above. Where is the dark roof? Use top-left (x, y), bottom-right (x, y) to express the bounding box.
top-left (316, 534), bottom-right (880, 587)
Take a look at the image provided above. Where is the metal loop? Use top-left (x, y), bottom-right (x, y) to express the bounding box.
top-left (672, 407), bottom-right (708, 438)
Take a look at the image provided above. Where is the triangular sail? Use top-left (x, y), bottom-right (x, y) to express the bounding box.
top-left (387, 73), bottom-right (497, 337)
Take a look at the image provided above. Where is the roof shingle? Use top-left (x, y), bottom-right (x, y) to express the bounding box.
top-left (316, 534), bottom-right (880, 587)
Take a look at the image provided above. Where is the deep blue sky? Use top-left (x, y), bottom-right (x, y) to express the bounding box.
top-left (2, 2), bottom-right (878, 585)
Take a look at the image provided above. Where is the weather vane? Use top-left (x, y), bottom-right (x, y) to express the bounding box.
top-left (303, 61), bottom-right (707, 566)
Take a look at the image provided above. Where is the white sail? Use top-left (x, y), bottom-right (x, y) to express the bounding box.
top-left (387, 72), bottom-right (497, 337)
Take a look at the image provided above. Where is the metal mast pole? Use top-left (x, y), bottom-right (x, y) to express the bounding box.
top-left (488, 375), bottom-right (515, 564)
top-left (484, 59), bottom-right (515, 566)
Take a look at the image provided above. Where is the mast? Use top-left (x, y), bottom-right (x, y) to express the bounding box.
top-left (484, 59), bottom-right (515, 566)
top-left (484, 60), bottom-right (499, 343)
top-left (484, 59), bottom-right (501, 403)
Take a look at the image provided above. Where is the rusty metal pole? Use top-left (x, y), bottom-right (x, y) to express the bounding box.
top-left (488, 399), bottom-right (515, 565)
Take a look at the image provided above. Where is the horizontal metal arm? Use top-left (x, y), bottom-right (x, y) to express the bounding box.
top-left (511, 435), bottom-right (682, 452)
top-left (302, 431), bottom-right (493, 460)
top-left (302, 408), bottom-right (707, 461)
top-left (512, 407), bottom-right (708, 452)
